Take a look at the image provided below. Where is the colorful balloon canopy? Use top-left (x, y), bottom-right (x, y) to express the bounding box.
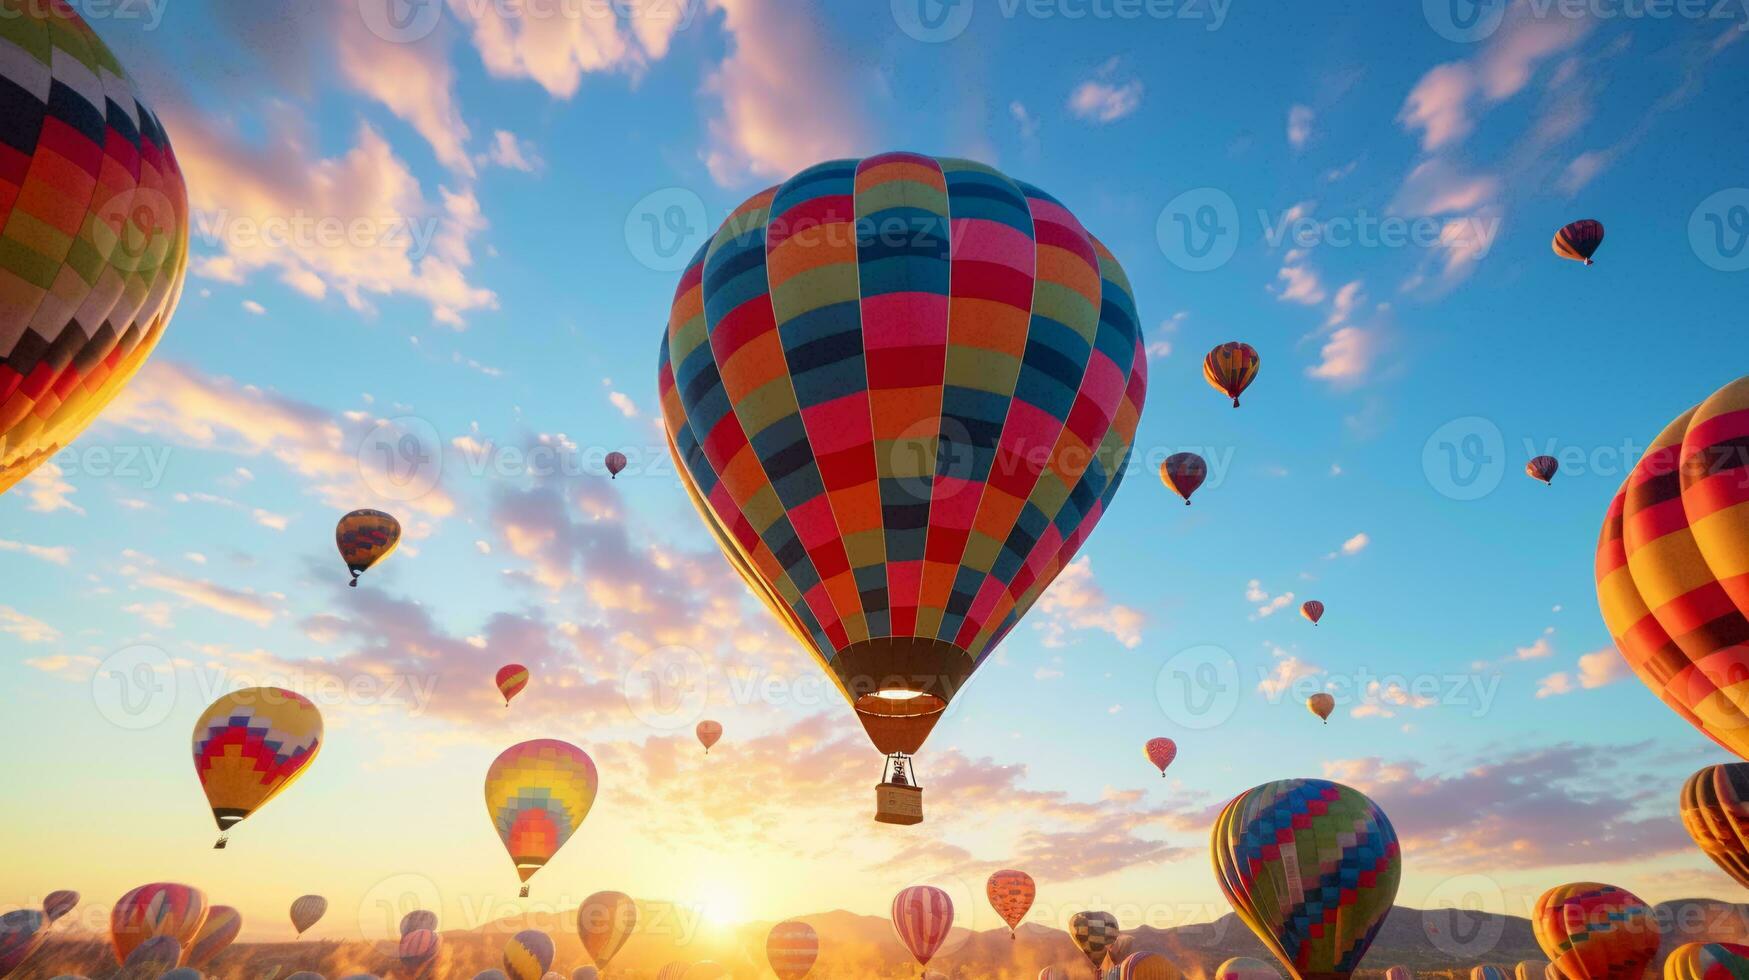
top-left (1104, 933), bottom-right (1136, 971)
top-left (1513, 962), bottom-right (1552, 980)
top-left (659, 152), bottom-right (1148, 773)
top-left (767, 920), bottom-right (819, 980)
top-left (577, 891), bottom-right (636, 969)
top-left (496, 664), bottom-right (530, 706)
top-left (1595, 376), bottom-right (1749, 762)
top-left (192, 687), bottom-right (323, 848)
top-left (1145, 737), bottom-right (1177, 777)
top-left (337, 509), bottom-right (400, 587)
top-left (399, 928), bottom-right (441, 977)
top-left (42, 891), bottom-right (78, 925)
top-left (1212, 779), bottom-right (1401, 980)
top-left (1473, 967), bottom-right (1510, 980)
top-left (1160, 453), bottom-right (1207, 505)
top-left (696, 720), bottom-right (723, 754)
top-left (1681, 764), bottom-right (1749, 889)
top-left (483, 739), bottom-right (599, 896)
top-left (110, 883), bottom-right (208, 966)
top-left (1069, 911), bottom-right (1119, 971)
top-left (606, 451), bottom-right (628, 479)
top-left (290, 895), bottom-right (326, 937)
top-left (505, 929), bottom-right (555, 980)
top-left (401, 910), bottom-right (438, 937)
top-left (1553, 219), bottom-right (1604, 265)
top-left (1119, 951), bottom-right (1184, 980)
top-left (1532, 883), bottom-right (1657, 980)
top-left (1307, 693), bottom-right (1335, 723)
top-left (1300, 600), bottom-right (1324, 625)
top-left (1527, 456), bottom-right (1559, 485)
top-left (1204, 341), bottom-right (1260, 407)
top-left (1218, 956), bottom-right (1283, 980)
top-left (123, 935), bottom-right (183, 973)
top-left (0, 910), bottom-right (48, 978)
top-left (0, 1), bottom-right (190, 499)
top-left (892, 886), bottom-right (954, 969)
top-left (187, 906), bottom-right (241, 968)
top-left (1665, 942), bottom-right (1749, 980)
top-left (986, 869), bottom-right (1036, 938)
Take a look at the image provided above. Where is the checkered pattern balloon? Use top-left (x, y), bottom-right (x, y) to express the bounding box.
top-left (1531, 883), bottom-right (1657, 980)
top-left (483, 739), bottom-right (599, 894)
top-left (1070, 910), bottom-right (1120, 968)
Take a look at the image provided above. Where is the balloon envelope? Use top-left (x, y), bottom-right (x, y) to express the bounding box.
top-left (578, 891), bottom-right (636, 969)
top-left (496, 664), bottom-right (530, 706)
top-left (987, 870), bottom-right (1036, 935)
top-left (1532, 883), bottom-right (1657, 980)
top-left (1119, 952), bottom-right (1183, 980)
top-left (1682, 764), bottom-right (1749, 889)
top-left (42, 891), bottom-right (79, 925)
top-left (1307, 693), bottom-right (1335, 722)
top-left (1553, 219), bottom-right (1604, 265)
top-left (1300, 600), bottom-right (1324, 625)
top-left (483, 740), bottom-right (598, 893)
top-left (1473, 967), bottom-right (1510, 980)
top-left (1145, 737), bottom-right (1177, 776)
top-left (892, 886), bottom-right (954, 968)
top-left (399, 929), bottom-right (441, 972)
top-left (573, 969), bottom-right (600, 980)
top-left (400, 910), bottom-right (438, 938)
top-left (1160, 453), bottom-right (1208, 505)
top-left (1218, 957), bottom-right (1283, 980)
top-left (1069, 911), bottom-right (1119, 969)
top-left (110, 883), bottom-right (207, 965)
top-left (767, 920), bottom-right (819, 980)
top-left (606, 452), bottom-right (628, 477)
top-left (337, 509), bottom-right (400, 585)
top-left (696, 720), bottom-right (723, 752)
top-left (504, 929), bottom-right (555, 980)
top-left (122, 935), bottom-right (182, 973)
top-left (187, 905), bottom-right (242, 968)
top-left (191, 687), bottom-right (323, 846)
top-left (1513, 962), bottom-right (1550, 980)
top-left (1527, 456), bottom-right (1558, 485)
top-left (0, 909), bottom-right (49, 977)
top-left (1204, 342), bottom-right (1260, 407)
top-left (1664, 942), bottom-right (1749, 980)
top-left (290, 895), bottom-right (327, 936)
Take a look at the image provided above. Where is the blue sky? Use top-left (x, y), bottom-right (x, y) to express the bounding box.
top-left (3, 0), bottom-right (1749, 944)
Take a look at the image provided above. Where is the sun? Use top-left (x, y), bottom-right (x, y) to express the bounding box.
top-left (698, 889), bottom-right (749, 929)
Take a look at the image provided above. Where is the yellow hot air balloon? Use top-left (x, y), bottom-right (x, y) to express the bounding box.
top-left (1532, 883), bottom-right (1657, 980)
top-left (191, 688), bottom-right (323, 848)
top-left (577, 891), bottom-right (636, 971)
top-left (1665, 942), bottom-right (1749, 980)
top-left (1307, 693), bottom-right (1335, 724)
top-left (484, 740), bottom-right (599, 896)
top-left (337, 509), bottom-right (400, 587)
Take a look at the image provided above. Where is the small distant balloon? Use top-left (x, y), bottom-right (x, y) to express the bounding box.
top-left (1385, 968), bottom-right (1415, 980)
top-left (1300, 600), bottom-right (1324, 625)
top-left (1307, 692), bottom-right (1335, 723)
top-left (496, 664), bottom-right (530, 706)
top-left (42, 891), bottom-right (79, 925)
top-left (1104, 935), bottom-right (1136, 973)
top-left (286, 973), bottom-right (326, 980)
top-left (1160, 453), bottom-right (1208, 505)
top-left (1513, 962), bottom-right (1550, 980)
top-left (606, 452), bottom-right (628, 479)
top-left (696, 720), bottom-right (723, 754)
top-left (1145, 738), bottom-right (1177, 777)
top-left (767, 920), bottom-right (819, 980)
top-left (656, 964), bottom-right (690, 980)
top-left (399, 929), bottom-right (441, 979)
top-left (1473, 967), bottom-right (1510, 980)
top-left (473, 972), bottom-right (510, 980)
top-left (572, 969), bottom-right (600, 980)
top-left (1205, 341), bottom-right (1261, 407)
top-left (1069, 911), bottom-right (1120, 973)
top-left (1553, 219), bottom-right (1604, 266)
top-left (400, 910), bottom-right (438, 938)
top-left (504, 929), bottom-right (555, 980)
top-left (337, 509), bottom-right (401, 587)
top-left (1526, 456), bottom-right (1558, 485)
top-left (290, 895), bottom-right (327, 937)
top-left (986, 870), bottom-right (1036, 939)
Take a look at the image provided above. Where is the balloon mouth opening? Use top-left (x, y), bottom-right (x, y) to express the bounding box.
top-left (855, 690), bottom-right (946, 716)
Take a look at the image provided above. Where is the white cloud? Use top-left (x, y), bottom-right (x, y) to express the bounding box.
top-left (609, 391), bottom-right (639, 419)
top-left (479, 130), bottom-right (544, 173)
top-left (1578, 648), bottom-right (1628, 689)
top-left (1246, 579), bottom-right (1296, 618)
top-left (242, 300), bottom-right (266, 315)
top-left (1288, 104), bottom-right (1315, 149)
top-left (1340, 532), bottom-right (1369, 555)
top-left (1, 606), bottom-right (60, 644)
top-left (0, 538), bottom-right (72, 565)
top-left (1068, 63), bottom-right (1143, 124)
top-left (19, 463), bottom-right (82, 515)
top-left (1259, 656), bottom-right (1321, 698)
top-left (1034, 557), bottom-right (1144, 648)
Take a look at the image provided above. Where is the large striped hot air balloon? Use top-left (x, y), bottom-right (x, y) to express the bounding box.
top-left (767, 920), bottom-right (819, 980)
top-left (0, 1), bottom-right (189, 499)
top-left (1145, 738), bottom-right (1177, 777)
top-left (577, 891), bottom-right (636, 971)
top-left (337, 509), bottom-right (400, 587)
top-left (0, 910), bottom-right (48, 978)
top-left (1204, 342), bottom-right (1260, 407)
top-left (659, 152), bottom-right (1148, 824)
top-left (1665, 942), bottom-right (1749, 980)
top-left (1069, 911), bottom-right (1120, 975)
top-left (1552, 219), bottom-right (1604, 266)
top-left (504, 929), bottom-right (554, 980)
top-left (892, 886), bottom-right (954, 970)
top-left (191, 687), bottom-right (323, 848)
top-left (1532, 884), bottom-right (1657, 980)
top-left (187, 906), bottom-right (241, 969)
top-left (1595, 376), bottom-right (1749, 762)
top-left (1682, 764), bottom-right (1749, 889)
top-left (484, 740), bottom-right (598, 896)
top-left (289, 895), bottom-right (326, 937)
top-left (1219, 957), bottom-right (1283, 980)
top-left (110, 883), bottom-right (208, 966)
top-left (1212, 779), bottom-right (1401, 980)
top-left (986, 870), bottom-right (1035, 939)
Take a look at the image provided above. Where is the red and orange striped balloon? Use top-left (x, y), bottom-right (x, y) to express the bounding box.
top-left (986, 870), bottom-right (1036, 938)
top-left (1204, 342), bottom-right (1260, 407)
top-left (1553, 219), bottom-right (1604, 265)
top-left (1681, 764), bottom-right (1749, 889)
top-left (496, 664), bottom-right (530, 706)
top-left (1300, 600), bottom-right (1324, 625)
top-left (767, 920), bottom-right (819, 980)
top-left (110, 883), bottom-right (207, 965)
top-left (892, 886), bottom-right (953, 969)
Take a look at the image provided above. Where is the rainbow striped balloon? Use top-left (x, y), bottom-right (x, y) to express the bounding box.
top-left (483, 740), bottom-right (598, 895)
top-left (187, 905), bottom-right (241, 968)
top-left (1474, 967), bottom-right (1510, 980)
top-left (1666, 942), bottom-right (1749, 980)
top-left (1532, 883), bottom-right (1656, 980)
top-left (110, 882), bottom-right (207, 966)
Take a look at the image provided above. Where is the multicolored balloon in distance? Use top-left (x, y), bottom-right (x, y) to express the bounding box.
top-left (192, 687), bottom-right (323, 848)
top-left (1145, 737), bottom-right (1177, 777)
top-left (1307, 693), bottom-right (1335, 723)
top-left (606, 452), bottom-right (628, 479)
top-left (400, 910), bottom-right (438, 938)
top-left (110, 883), bottom-right (208, 965)
top-left (660, 153), bottom-right (1149, 784)
top-left (1205, 341), bottom-right (1260, 407)
top-left (1473, 967), bottom-right (1510, 980)
top-left (0, 910), bottom-right (49, 978)
top-left (1595, 376), bottom-right (1749, 762)
top-left (1527, 456), bottom-right (1559, 485)
top-left (1218, 956), bottom-right (1283, 980)
top-left (1119, 951), bottom-right (1183, 980)
top-left (696, 720), bottom-right (723, 754)
top-left (892, 886), bottom-right (954, 969)
top-left (187, 906), bottom-right (241, 968)
top-left (767, 920), bottom-right (819, 980)
top-left (1300, 600), bottom-right (1324, 625)
top-left (1104, 933), bottom-right (1136, 971)
top-left (399, 928), bottom-right (441, 978)
top-left (41, 891), bottom-right (78, 925)
top-left (1211, 779), bottom-right (1401, 980)
top-left (1069, 911), bottom-right (1119, 972)
top-left (504, 929), bottom-right (554, 980)
top-left (577, 891), bottom-right (636, 970)
top-left (1664, 942), bottom-right (1749, 980)
top-left (483, 739), bottom-right (599, 896)
top-left (986, 870), bottom-right (1036, 939)
top-left (1160, 453), bottom-right (1208, 505)
top-left (289, 895), bottom-right (326, 937)
top-left (496, 664), bottom-right (530, 707)
top-left (1681, 764), bottom-right (1749, 889)
top-left (1532, 882), bottom-right (1657, 980)
top-left (337, 509), bottom-right (401, 587)
top-left (1553, 219), bottom-right (1604, 266)
top-left (0, 1), bottom-right (189, 500)
top-left (1513, 961), bottom-right (1550, 980)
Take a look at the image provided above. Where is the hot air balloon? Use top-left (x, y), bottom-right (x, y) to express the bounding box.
top-left (1533, 883), bottom-right (1657, 980)
top-left (660, 152), bottom-right (1148, 825)
top-left (1513, 962), bottom-right (1551, 980)
top-left (1204, 342), bottom-right (1260, 407)
top-left (41, 891), bottom-right (78, 926)
top-left (110, 883), bottom-right (208, 965)
top-left (1212, 779), bottom-right (1401, 980)
top-left (187, 906), bottom-right (241, 968)
top-left (1160, 453), bottom-right (1207, 505)
top-left (696, 720), bottom-right (723, 754)
top-left (337, 509), bottom-right (400, 587)
top-left (1385, 969), bottom-right (1415, 980)
top-left (1145, 738), bottom-right (1177, 777)
top-left (399, 929), bottom-right (441, 979)
top-left (578, 891), bottom-right (636, 972)
top-left (1307, 693), bottom-right (1335, 723)
top-left (1119, 952), bottom-right (1183, 980)
top-left (0, 910), bottom-right (49, 978)
top-left (121, 935), bottom-right (183, 975)
top-left (400, 910), bottom-right (438, 937)
top-left (985, 870), bottom-right (1035, 940)
top-left (1474, 967), bottom-right (1510, 980)
top-left (1595, 376), bottom-right (1749, 762)
top-left (1665, 942), bottom-right (1749, 980)
top-left (1104, 933), bottom-right (1136, 973)
top-left (484, 739), bottom-right (599, 896)
top-left (1526, 456), bottom-right (1559, 486)
top-left (1553, 219), bottom-right (1604, 266)
top-left (192, 687), bottom-right (323, 848)
top-left (496, 664), bottom-right (530, 707)
top-left (0, 2), bottom-right (189, 500)
top-left (768, 920), bottom-right (819, 980)
top-left (573, 969), bottom-right (600, 980)
top-left (606, 452), bottom-right (628, 479)
top-left (505, 930), bottom-right (555, 980)
top-left (1682, 764), bottom-right (1749, 889)
top-left (1300, 600), bottom-right (1324, 626)
top-left (892, 886), bottom-right (954, 971)
top-left (656, 964), bottom-right (690, 980)
top-left (1218, 957), bottom-right (1283, 980)
top-left (290, 895), bottom-right (327, 937)
top-left (1069, 912), bottom-right (1119, 975)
